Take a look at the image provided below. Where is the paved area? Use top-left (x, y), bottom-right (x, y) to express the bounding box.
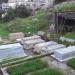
top-left (1, 67), bottom-right (9, 75)
top-left (41, 56), bottom-right (75, 75)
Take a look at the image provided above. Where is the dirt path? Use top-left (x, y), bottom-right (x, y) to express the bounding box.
top-left (41, 56), bottom-right (75, 75)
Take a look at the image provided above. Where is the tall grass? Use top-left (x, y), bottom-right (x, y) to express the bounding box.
top-left (67, 58), bottom-right (75, 69)
top-left (7, 59), bottom-right (48, 75)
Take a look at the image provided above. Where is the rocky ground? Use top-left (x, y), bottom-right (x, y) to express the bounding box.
top-left (41, 56), bottom-right (75, 75)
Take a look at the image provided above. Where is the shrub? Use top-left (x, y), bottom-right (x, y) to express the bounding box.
top-left (2, 8), bottom-right (15, 22)
top-left (15, 5), bottom-right (31, 18)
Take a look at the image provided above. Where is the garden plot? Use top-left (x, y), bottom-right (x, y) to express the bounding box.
top-left (23, 39), bottom-right (45, 49)
top-left (40, 44), bottom-right (65, 54)
top-left (52, 46), bottom-right (75, 62)
top-left (34, 41), bottom-right (57, 53)
top-left (0, 43), bottom-right (27, 62)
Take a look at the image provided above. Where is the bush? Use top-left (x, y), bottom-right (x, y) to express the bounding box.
top-left (7, 59), bottom-right (48, 75)
top-left (2, 8), bottom-right (15, 22)
top-left (67, 58), bottom-right (75, 69)
top-left (15, 5), bottom-right (31, 18)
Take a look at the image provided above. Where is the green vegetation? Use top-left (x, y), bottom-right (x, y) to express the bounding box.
top-left (64, 32), bottom-right (75, 39)
top-left (67, 58), bottom-right (75, 69)
top-left (31, 68), bottom-right (64, 75)
top-left (0, 10), bottom-right (47, 37)
top-left (7, 59), bottom-right (48, 75)
top-left (53, 1), bottom-right (75, 12)
top-left (0, 23), bottom-right (9, 37)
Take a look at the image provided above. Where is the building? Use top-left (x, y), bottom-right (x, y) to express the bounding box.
top-left (0, 43), bottom-right (27, 62)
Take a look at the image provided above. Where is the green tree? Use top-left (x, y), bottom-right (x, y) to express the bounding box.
top-left (15, 5), bottom-right (31, 18)
top-left (2, 7), bottom-right (15, 22)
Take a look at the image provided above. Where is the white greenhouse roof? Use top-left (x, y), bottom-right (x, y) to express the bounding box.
top-left (55, 46), bottom-right (75, 54)
top-left (0, 43), bottom-right (22, 50)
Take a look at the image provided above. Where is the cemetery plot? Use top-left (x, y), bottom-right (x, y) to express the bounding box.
top-left (0, 43), bottom-right (27, 62)
top-left (34, 41), bottom-right (57, 53)
top-left (41, 44), bottom-right (65, 54)
top-left (52, 46), bottom-right (75, 62)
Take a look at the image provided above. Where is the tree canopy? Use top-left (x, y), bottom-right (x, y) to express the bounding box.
top-left (53, 1), bottom-right (75, 12)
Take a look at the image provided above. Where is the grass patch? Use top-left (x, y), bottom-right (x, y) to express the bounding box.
top-left (0, 10), bottom-right (47, 36)
top-left (67, 58), bottom-right (75, 69)
top-left (31, 68), bottom-right (64, 75)
top-left (53, 1), bottom-right (75, 12)
top-left (64, 32), bottom-right (75, 39)
top-left (0, 23), bottom-right (9, 37)
top-left (7, 59), bottom-right (48, 75)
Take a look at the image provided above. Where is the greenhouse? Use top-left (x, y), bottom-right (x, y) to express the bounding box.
top-left (34, 41), bottom-right (57, 53)
top-left (52, 46), bottom-right (75, 62)
top-left (0, 43), bottom-right (27, 62)
top-left (41, 44), bottom-right (65, 54)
